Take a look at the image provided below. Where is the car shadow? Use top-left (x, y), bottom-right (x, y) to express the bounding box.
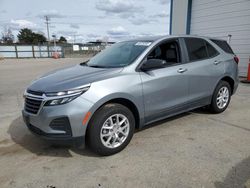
top-left (214, 156), bottom-right (250, 188)
top-left (7, 116), bottom-right (99, 158)
top-left (8, 107), bottom-right (210, 158)
top-left (191, 106), bottom-right (212, 114)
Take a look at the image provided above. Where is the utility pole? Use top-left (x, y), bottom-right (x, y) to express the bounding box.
top-left (73, 34), bottom-right (76, 45)
top-left (45, 16), bottom-right (50, 43)
top-left (45, 15), bottom-right (50, 57)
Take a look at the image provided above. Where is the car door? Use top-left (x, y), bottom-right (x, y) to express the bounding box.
top-left (182, 37), bottom-right (224, 105)
top-left (139, 39), bottom-right (189, 124)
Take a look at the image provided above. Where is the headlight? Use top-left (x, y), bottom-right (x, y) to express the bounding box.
top-left (44, 86), bottom-right (90, 106)
top-left (45, 95), bottom-right (79, 106)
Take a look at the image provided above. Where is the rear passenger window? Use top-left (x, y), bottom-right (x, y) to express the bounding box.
top-left (184, 38), bottom-right (219, 61)
top-left (206, 42), bottom-right (219, 57)
top-left (184, 38), bottom-right (208, 61)
top-left (211, 39), bottom-right (234, 54)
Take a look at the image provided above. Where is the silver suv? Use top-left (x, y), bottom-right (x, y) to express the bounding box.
top-left (23, 35), bottom-right (239, 155)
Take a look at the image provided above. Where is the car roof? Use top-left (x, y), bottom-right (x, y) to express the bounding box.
top-left (125, 36), bottom-right (170, 42)
top-left (124, 35), bottom-right (220, 42)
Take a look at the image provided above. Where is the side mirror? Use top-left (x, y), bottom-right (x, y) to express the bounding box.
top-left (141, 59), bottom-right (166, 71)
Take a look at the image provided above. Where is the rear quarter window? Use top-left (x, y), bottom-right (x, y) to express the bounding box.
top-left (206, 42), bottom-right (219, 57)
top-left (211, 39), bottom-right (234, 54)
top-left (184, 38), bottom-right (219, 62)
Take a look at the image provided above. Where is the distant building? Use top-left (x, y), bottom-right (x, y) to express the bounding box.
top-left (169, 0), bottom-right (250, 76)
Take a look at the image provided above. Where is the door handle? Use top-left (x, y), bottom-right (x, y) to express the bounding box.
top-left (214, 60), bottom-right (222, 65)
top-left (177, 68), bottom-right (188, 73)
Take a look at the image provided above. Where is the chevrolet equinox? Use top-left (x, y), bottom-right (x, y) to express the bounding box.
top-left (23, 35), bottom-right (239, 155)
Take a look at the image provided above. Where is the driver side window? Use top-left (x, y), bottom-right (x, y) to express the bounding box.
top-left (147, 40), bottom-right (181, 66)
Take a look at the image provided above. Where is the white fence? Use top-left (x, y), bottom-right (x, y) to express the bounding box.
top-left (0, 45), bottom-right (63, 58)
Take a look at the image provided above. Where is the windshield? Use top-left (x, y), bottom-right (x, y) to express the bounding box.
top-left (87, 41), bottom-right (151, 68)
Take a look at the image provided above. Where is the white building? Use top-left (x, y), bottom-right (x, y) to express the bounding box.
top-left (169, 0), bottom-right (250, 76)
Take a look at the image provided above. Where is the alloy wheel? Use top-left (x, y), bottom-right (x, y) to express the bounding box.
top-left (100, 114), bottom-right (130, 149)
top-left (216, 86), bottom-right (229, 109)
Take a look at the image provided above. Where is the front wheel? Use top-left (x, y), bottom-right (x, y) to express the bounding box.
top-left (209, 81), bottom-right (231, 113)
top-left (87, 103), bottom-right (135, 156)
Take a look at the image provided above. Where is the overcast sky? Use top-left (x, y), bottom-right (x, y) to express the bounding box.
top-left (0, 0), bottom-right (170, 43)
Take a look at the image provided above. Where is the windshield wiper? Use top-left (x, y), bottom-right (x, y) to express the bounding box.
top-left (80, 60), bottom-right (89, 66)
top-left (88, 65), bottom-right (108, 68)
top-left (80, 62), bottom-right (108, 68)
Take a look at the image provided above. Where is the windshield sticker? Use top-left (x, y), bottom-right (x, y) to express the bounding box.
top-left (135, 42), bottom-right (152, 46)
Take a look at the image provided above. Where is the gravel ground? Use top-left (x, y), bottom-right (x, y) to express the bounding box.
top-left (0, 58), bottom-right (249, 188)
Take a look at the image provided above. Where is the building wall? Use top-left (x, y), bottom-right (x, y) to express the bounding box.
top-left (170, 0), bottom-right (250, 76)
top-left (170, 0), bottom-right (189, 35)
top-left (190, 0), bottom-right (250, 76)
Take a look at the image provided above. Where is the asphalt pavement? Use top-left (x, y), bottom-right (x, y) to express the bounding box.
top-left (0, 58), bottom-right (249, 188)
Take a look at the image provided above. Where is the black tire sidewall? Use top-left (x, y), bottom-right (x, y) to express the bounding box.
top-left (87, 103), bottom-right (135, 156)
top-left (210, 81), bottom-right (231, 113)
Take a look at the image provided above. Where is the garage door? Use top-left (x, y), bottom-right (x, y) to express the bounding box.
top-left (190, 0), bottom-right (250, 76)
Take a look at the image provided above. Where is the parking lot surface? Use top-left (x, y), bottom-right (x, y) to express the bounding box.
top-left (0, 58), bottom-right (250, 188)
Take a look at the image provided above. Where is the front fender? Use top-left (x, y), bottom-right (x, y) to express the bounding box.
top-left (80, 73), bottom-right (144, 133)
top-left (82, 92), bottom-right (144, 135)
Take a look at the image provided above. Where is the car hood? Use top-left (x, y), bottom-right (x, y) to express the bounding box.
top-left (28, 64), bottom-right (123, 93)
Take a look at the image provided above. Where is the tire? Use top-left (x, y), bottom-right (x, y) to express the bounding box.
top-left (86, 103), bottom-right (135, 156)
top-left (209, 81), bottom-right (231, 113)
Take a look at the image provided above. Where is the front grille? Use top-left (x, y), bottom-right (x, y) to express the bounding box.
top-left (25, 98), bottom-right (43, 114)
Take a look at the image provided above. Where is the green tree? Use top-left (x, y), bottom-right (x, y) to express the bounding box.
top-left (17, 28), bottom-right (33, 44)
top-left (58, 36), bottom-right (67, 43)
top-left (32, 33), bottom-right (46, 44)
top-left (17, 28), bottom-right (46, 44)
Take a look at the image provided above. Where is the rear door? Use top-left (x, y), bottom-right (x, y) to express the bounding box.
top-left (182, 37), bottom-right (224, 105)
top-left (139, 39), bottom-right (189, 123)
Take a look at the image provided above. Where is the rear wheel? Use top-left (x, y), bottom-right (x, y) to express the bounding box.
top-left (209, 81), bottom-right (231, 113)
top-left (87, 103), bottom-right (135, 156)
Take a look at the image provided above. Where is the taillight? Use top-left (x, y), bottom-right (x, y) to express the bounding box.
top-left (234, 56), bottom-right (239, 64)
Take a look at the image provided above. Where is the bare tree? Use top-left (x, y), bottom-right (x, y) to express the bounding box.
top-left (1, 27), bottom-right (14, 44)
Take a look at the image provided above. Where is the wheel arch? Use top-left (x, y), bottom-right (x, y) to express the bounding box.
top-left (220, 76), bottom-right (235, 95)
top-left (213, 76), bottom-right (235, 96)
top-left (85, 94), bottom-right (144, 137)
top-left (101, 98), bottom-right (141, 129)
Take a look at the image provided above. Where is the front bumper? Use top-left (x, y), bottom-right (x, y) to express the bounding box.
top-left (22, 95), bottom-right (94, 143)
top-left (25, 122), bottom-right (85, 146)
